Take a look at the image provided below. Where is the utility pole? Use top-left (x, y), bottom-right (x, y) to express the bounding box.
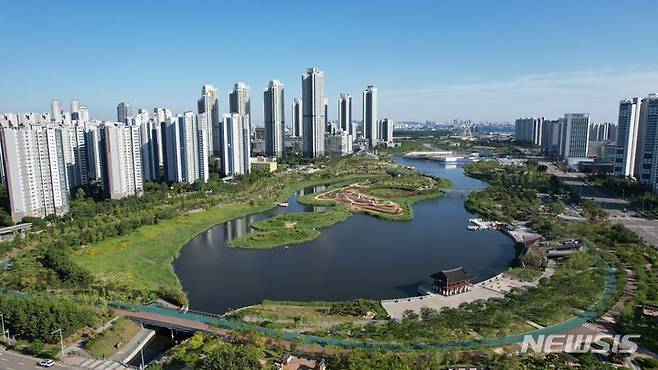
top-left (51, 329), bottom-right (64, 353)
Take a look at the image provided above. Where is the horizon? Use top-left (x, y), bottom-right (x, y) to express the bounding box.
top-left (3, 0), bottom-right (658, 124)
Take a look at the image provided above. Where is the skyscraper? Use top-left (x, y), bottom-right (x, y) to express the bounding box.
top-left (229, 82), bottom-right (251, 137)
top-left (79, 105), bottom-right (90, 122)
top-left (559, 113), bottom-right (590, 159)
top-left (219, 113), bottom-right (250, 177)
top-left (338, 93), bottom-right (352, 133)
top-left (363, 85), bottom-right (378, 146)
top-left (379, 118), bottom-right (394, 146)
top-left (163, 112), bottom-right (208, 184)
top-left (323, 98), bottom-right (329, 126)
top-left (637, 94), bottom-right (658, 190)
top-left (1, 122), bottom-right (70, 221)
top-left (614, 98), bottom-right (641, 177)
top-left (50, 100), bottom-right (63, 123)
top-left (197, 84), bottom-right (220, 156)
top-left (117, 102), bottom-right (132, 123)
top-left (70, 99), bottom-right (81, 120)
top-left (292, 98), bottom-right (303, 137)
top-left (302, 67), bottom-right (325, 158)
top-left (264, 80), bottom-right (285, 158)
top-left (153, 107), bottom-right (172, 167)
top-left (104, 122), bottom-right (143, 199)
top-left (540, 119), bottom-right (563, 153)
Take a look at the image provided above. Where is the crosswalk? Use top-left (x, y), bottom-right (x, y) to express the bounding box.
top-left (78, 359), bottom-right (132, 369)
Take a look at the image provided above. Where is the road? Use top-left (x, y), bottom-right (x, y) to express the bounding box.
top-left (543, 162), bottom-right (658, 249)
top-left (0, 348), bottom-right (76, 370)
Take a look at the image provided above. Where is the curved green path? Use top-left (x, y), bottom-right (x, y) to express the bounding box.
top-left (111, 259), bottom-right (617, 351)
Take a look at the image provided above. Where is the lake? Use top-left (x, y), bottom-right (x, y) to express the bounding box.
top-left (173, 156), bottom-right (515, 314)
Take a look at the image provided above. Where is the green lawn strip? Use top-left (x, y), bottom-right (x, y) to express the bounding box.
top-left (228, 207), bottom-right (351, 249)
top-left (84, 318), bottom-right (141, 359)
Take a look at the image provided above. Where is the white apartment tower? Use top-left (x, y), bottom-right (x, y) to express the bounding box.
top-left (302, 67), bottom-right (325, 158)
top-left (363, 85), bottom-right (378, 146)
top-left (614, 98), bottom-right (641, 177)
top-left (1, 123), bottom-right (70, 221)
top-left (264, 80), bottom-right (285, 158)
top-left (229, 82), bottom-right (251, 136)
top-left (104, 122), bottom-right (143, 199)
top-left (197, 84), bottom-right (220, 156)
top-left (164, 112), bottom-right (209, 184)
top-left (219, 113), bottom-right (250, 177)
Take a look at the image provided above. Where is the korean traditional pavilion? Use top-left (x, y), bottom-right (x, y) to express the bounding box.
top-left (431, 267), bottom-right (473, 296)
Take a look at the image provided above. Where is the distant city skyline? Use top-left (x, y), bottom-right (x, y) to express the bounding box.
top-left (3, 1), bottom-right (658, 124)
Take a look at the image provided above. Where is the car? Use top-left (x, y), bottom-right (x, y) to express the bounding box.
top-left (38, 359), bottom-right (55, 367)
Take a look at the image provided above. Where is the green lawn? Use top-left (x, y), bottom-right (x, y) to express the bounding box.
top-left (228, 207), bottom-right (352, 249)
top-left (84, 318), bottom-right (141, 359)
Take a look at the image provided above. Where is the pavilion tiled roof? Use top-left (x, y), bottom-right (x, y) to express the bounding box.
top-left (430, 267), bottom-right (472, 284)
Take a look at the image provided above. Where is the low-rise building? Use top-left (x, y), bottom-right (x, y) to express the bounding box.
top-left (250, 156), bottom-right (278, 173)
top-left (431, 267), bottom-right (473, 296)
top-left (324, 131), bottom-right (353, 156)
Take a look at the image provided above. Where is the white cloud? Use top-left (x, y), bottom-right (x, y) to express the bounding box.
top-left (381, 67), bottom-right (658, 122)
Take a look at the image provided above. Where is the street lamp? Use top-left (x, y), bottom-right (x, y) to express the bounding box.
top-left (51, 329), bottom-right (64, 353)
top-left (0, 314), bottom-right (5, 342)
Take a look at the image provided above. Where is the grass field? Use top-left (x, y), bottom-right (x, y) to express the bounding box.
top-left (228, 207), bottom-right (352, 249)
top-left (84, 318), bottom-right (141, 359)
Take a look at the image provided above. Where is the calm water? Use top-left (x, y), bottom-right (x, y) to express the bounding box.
top-left (173, 157), bottom-right (515, 314)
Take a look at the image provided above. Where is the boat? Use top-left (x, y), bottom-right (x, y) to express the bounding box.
top-left (467, 225), bottom-right (479, 231)
top-left (277, 202), bottom-right (289, 207)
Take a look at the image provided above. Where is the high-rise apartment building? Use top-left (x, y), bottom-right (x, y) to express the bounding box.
top-left (514, 117), bottom-right (544, 145)
top-left (1, 122), bottom-right (70, 221)
top-left (197, 84), bottom-right (220, 156)
top-left (292, 98), bottom-right (303, 137)
top-left (559, 113), bottom-right (591, 159)
top-left (104, 122), bottom-right (143, 199)
top-left (219, 113), bottom-right (250, 177)
top-left (50, 100), bottom-right (63, 123)
top-left (302, 68), bottom-right (325, 157)
top-left (614, 98), bottom-right (641, 177)
top-left (229, 82), bottom-right (251, 137)
top-left (540, 119), bottom-right (563, 153)
top-left (636, 94), bottom-right (658, 190)
top-left (337, 93), bottom-right (352, 133)
top-left (363, 85), bottom-right (378, 146)
top-left (264, 80), bottom-right (285, 158)
top-left (163, 112), bottom-right (208, 184)
top-left (70, 99), bottom-right (81, 120)
top-left (117, 102), bottom-right (132, 123)
top-left (379, 118), bottom-right (394, 146)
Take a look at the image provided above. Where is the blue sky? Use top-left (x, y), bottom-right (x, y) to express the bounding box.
top-left (2, 0), bottom-right (658, 124)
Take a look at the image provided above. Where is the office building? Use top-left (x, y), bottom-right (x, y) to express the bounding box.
top-left (1, 122), bottom-right (70, 221)
top-left (337, 93), bottom-right (352, 133)
top-left (104, 122), bottom-right (143, 199)
top-left (292, 98), bottom-right (303, 137)
top-left (324, 98), bottom-right (329, 125)
top-left (250, 156), bottom-right (278, 173)
top-left (117, 102), bottom-right (131, 123)
top-left (614, 98), bottom-right (641, 177)
top-left (229, 82), bottom-right (251, 136)
top-left (197, 84), bottom-right (220, 156)
top-left (302, 67), bottom-right (325, 157)
top-left (264, 80), bottom-right (285, 158)
top-left (559, 113), bottom-right (591, 159)
top-left (219, 113), bottom-right (250, 177)
top-left (363, 85), bottom-right (378, 146)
